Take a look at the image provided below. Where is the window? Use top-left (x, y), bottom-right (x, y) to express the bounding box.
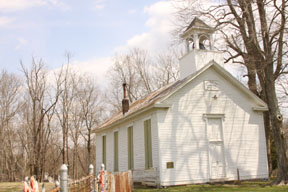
top-left (128, 126), bottom-right (134, 170)
top-left (114, 131), bottom-right (119, 172)
top-left (144, 119), bottom-right (153, 169)
top-left (102, 135), bottom-right (106, 166)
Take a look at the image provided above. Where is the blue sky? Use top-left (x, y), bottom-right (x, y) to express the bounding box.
top-left (0, 0), bottom-right (177, 80)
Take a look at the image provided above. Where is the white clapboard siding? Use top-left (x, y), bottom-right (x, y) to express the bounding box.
top-left (157, 67), bottom-right (268, 186)
top-left (96, 66), bottom-right (268, 187)
top-left (95, 111), bottom-right (160, 184)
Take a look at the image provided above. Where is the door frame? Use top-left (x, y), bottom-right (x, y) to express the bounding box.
top-left (203, 114), bottom-right (226, 180)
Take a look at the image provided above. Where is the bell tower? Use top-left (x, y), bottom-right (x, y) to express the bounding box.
top-left (179, 17), bottom-right (223, 80)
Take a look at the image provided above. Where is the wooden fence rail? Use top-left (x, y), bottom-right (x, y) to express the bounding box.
top-left (48, 175), bottom-right (95, 192)
top-left (69, 175), bottom-right (95, 192)
top-left (46, 164), bottom-right (132, 192)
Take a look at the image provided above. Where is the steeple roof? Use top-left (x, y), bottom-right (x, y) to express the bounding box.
top-left (185, 17), bottom-right (214, 31)
top-left (181, 17), bottom-right (215, 38)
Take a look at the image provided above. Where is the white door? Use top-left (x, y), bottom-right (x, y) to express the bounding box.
top-left (209, 143), bottom-right (225, 179)
top-left (207, 118), bottom-right (226, 179)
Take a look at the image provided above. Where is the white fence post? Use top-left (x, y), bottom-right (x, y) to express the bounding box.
top-left (60, 164), bottom-right (68, 192)
top-left (42, 183), bottom-right (45, 192)
top-left (89, 164), bottom-right (94, 175)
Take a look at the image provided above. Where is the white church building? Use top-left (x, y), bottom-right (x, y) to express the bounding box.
top-left (93, 18), bottom-right (269, 187)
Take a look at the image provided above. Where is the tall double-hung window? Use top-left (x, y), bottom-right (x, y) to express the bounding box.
top-left (102, 135), bottom-right (106, 166)
top-left (144, 119), bottom-right (153, 169)
top-left (128, 126), bottom-right (134, 170)
top-left (114, 131), bottom-right (119, 172)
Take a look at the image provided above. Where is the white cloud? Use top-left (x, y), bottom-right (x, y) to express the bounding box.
top-left (15, 37), bottom-right (28, 50)
top-left (144, 1), bottom-right (176, 33)
top-left (48, 57), bottom-right (113, 88)
top-left (128, 9), bottom-right (137, 15)
top-left (0, 0), bottom-right (45, 11)
top-left (115, 1), bottom-right (177, 54)
top-left (70, 57), bottom-right (113, 85)
top-left (46, 0), bottom-right (70, 11)
top-left (92, 0), bottom-right (105, 10)
top-left (115, 0), bottom-right (224, 55)
top-left (0, 0), bottom-right (69, 12)
top-left (53, 1), bottom-right (176, 87)
top-left (0, 16), bottom-right (14, 26)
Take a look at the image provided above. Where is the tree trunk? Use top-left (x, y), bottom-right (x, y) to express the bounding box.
top-left (87, 129), bottom-right (91, 167)
top-left (72, 149), bottom-right (75, 179)
top-left (66, 129), bottom-right (69, 171)
top-left (263, 111), bottom-right (273, 176)
top-left (264, 67), bottom-right (288, 184)
top-left (62, 127), bottom-right (66, 164)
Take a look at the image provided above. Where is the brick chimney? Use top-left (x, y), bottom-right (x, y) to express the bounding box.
top-left (122, 83), bottom-right (129, 115)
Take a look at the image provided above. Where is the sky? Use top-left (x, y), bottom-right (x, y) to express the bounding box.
top-left (0, 0), bottom-right (179, 83)
top-left (1, 0), bottom-right (287, 116)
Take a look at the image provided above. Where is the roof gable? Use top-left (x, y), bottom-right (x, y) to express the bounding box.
top-left (158, 61), bottom-right (267, 108)
top-left (93, 61), bottom-right (267, 132)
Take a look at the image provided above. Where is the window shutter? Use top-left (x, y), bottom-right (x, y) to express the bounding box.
top-left (114, 131), bottom-right (119, 172)
top-left (102, 135), bottom-right (106, 166)
top-left (144, 119), bottom-right (153, 169)
top-left (144, 120), bottom-right (149, 169)
top-left (148, 119), bottom-right (153, 168)
top-left (128, 126), bottom-right (134, 170)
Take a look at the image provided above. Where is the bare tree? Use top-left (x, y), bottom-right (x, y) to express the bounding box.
top-left (174, 0), bottom-right (288, 184)
top-left (21, 58), bottom-right (62, 180)
top-left (106, 48), bottom-right (180, 112)
top-left (77, 77), bottom-right (103, 169)
top-left (0, 71), bottom-right (22, 181)
top-left (277, 75), bottom-right (288, 111)
top-left (56, 52), bottom-right (80, 169)
top-left (109, 49), bottom-right (149, 103)
top-left (69, 100), bottom-right (84, 179)
top-left (57, 65), bottom-right (74, 167)
top-left (0, 56), bottom-right (105, 181)
top-left (153, 50), bottom-right (180, 88)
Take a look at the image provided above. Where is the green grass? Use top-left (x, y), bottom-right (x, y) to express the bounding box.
top-left (0, 182), bottom-right (55, 192)
top-left (135, 181), bottom-right (288, 192)
top-left (1, 181), bottom-right (288, 192)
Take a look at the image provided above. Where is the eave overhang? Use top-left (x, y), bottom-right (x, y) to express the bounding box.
top-left (252, 106), bottom-right (268, 111)
top-left (93, 103), bottom-right (171, 133)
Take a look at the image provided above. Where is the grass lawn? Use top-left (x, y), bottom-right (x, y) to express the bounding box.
top-left (135, 181), bottom-right (288, 192)
top-left (1, 181), bottom-right (288, 192)
top-left (0, 182), bottom-right (55, 192)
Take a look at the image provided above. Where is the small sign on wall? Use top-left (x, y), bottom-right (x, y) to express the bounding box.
top-left (166, 162), bottom-right (174, 169)
top-left (204, 80), bottom-right (219, 91)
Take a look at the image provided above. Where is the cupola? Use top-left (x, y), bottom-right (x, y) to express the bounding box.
top-left (179, 17), bottom-right (223, 80)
